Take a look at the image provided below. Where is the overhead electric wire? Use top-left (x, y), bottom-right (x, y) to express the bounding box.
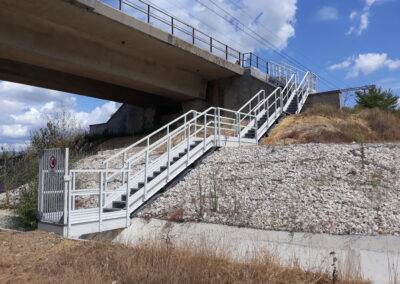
top-left (222, 0), bottom-right (352, 90)
top-left (197, 0), bottom-right (342, 90)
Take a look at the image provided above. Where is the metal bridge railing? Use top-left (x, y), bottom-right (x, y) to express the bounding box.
top-left (116, 0), bottom-right (242, 64)
top-left (107, 0), bottom-right (317, 89)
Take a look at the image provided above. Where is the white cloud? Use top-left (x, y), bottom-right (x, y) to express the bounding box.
top-left (328, 60), bottom-right (351, 70)
top-left (348, 53), bottom-right (388, 77)
top-left (75, 102), bottom-right (120, 127)
top-left (0, 81), bottom-right (120, 149)
top-left (0, 125), bottom-right (29, 139)
top-left (347, 0), bottom-right (380, 35)
top-left (329, 53), bottom-right (400, 78)
top-left (386, 59), bottom-right (400, 70)
top-left (316, 6), bottom-right (338, 21)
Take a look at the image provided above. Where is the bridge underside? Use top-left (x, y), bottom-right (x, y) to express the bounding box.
top-left (0, 0), bottom-right (242, 104)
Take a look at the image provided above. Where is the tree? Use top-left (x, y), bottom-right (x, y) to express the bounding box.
top-left (355, 86), bottom-right (399, 111)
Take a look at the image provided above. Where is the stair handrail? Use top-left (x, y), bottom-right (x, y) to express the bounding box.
top-left (103, 110), bottom-right (198, 165)
top-left (294, 72), bottom-right (312, 114)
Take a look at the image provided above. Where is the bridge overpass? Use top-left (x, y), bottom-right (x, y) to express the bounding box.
top-left (0, 0), bottom-right (321, 133)
top-left (0, 0), bottom-right (247, 106)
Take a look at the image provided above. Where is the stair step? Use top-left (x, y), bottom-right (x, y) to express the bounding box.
top-left (122, 187), bottom-right (139, 201)
top-left (112, 201), bottom-right (126, 209)
top-left (103, 208), bottom-right (122, 213)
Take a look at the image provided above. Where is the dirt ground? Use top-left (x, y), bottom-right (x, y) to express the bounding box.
top-left (0, 230), bottom-right (80, 283)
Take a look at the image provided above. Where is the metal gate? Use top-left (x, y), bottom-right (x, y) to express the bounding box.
top-left (38, 148), bottom-right (69, 224)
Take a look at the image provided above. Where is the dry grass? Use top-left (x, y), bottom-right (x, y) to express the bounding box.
top-left (0, 230), bottom-right (369, 284)
top-left (263, 105), bottom-right (400, 145)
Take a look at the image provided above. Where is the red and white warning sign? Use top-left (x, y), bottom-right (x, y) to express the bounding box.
top-left (49, 155), bottom-right (57, 169)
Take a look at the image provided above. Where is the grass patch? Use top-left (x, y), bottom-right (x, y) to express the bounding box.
top-left (264, 105), bottom-right (400, 145)
top-left (0, 230), bottom-right (369, 284)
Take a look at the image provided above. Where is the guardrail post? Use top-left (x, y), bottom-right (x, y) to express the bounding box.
top-left (256, 56), bottom-right (259, 68)
top-left (99, 172), bottom-right (103, 233)
top-left (171, 17), bottom-right (174, 35)
top-left (203, 113), bottom-right (206, 151)
top-left (167, 127), bottom-right (171, 181)
top-left (119, 0), bottom-right (122, 10)
top-left (67, 172), bottom-right (73, 237)
top-left (63, 148), bottom-right (69, 225)
top-left (126, 170), bottom-right (130, 227)
top-left (147, 5), bottom-right (150, 23)
top-left (218, 108), bottom-right (221, 146)
top-left (249, 53), bottom-right (252, 67)
top-left (210, 38), bottom-right (213, 53)
top-left (186, 123), bottom-right (190, 166)
top-left (213, 109), bottom-right (217, 146)
top-left (192, 28), bottom-right (195, 44)
top-left (280, 89), bottom-right (283, 112)
top-left (254, 111), bottom-right (258, 142)
top-left (122, 152), bottom-right (126, 184)
top-left (143, 149), bottom-right (148, 201)
top-left (238, 52), bottom-right (241, 66)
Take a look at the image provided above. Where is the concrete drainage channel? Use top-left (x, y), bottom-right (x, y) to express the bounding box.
top-left (110, 218), bottom-right (400, 284)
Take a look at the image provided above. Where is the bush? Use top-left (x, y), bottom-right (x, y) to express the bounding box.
top-left (16, 183), bottom-right (38, 230)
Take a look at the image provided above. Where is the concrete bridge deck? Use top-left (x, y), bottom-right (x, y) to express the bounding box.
top-left (0, 0), bottom-right (243, 106)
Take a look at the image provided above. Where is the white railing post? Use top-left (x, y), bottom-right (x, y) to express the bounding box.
top-left (218, 108), bottom-right (221, 146)
top-left (67, 172), bottom-right (73, 238)
top-left (126, 170), bottom-right (130, 227)
top-left (63, 148), bottom-right (69, 226)
top-left (99, 172), bottom-right (103, 233)
top-left (280, 88), bottom-right (283, 113)
top-left (143, 148), bottom-right (149, 201)
top-left (186, 123), bottom-right (190, 166)
top-left (213, 109), bottom-right (217, 146)
top-left (203, 112), bottom-right (206, 151)
top-left (167, 135), bottom-right (171, 181)
top-left (122, 152), bottom-right (126, 184)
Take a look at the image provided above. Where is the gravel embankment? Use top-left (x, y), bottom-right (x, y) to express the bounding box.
top-left (138, 143), bottom-right (400, 236)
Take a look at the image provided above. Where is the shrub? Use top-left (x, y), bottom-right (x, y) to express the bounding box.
top-left (16, 183), bottom-right (38, 230)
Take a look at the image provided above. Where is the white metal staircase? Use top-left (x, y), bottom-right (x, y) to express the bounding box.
top-left (56, 70), bottom-right (317, 237)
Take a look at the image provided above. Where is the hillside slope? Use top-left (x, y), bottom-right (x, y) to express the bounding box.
top-left (263, 106), bottom-right (400, 145)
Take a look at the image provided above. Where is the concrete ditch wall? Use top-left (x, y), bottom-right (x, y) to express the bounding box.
top-left (113, 218), bottom-right (400, 284)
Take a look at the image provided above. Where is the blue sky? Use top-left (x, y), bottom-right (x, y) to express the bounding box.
top-left (1, 0), bottom-right (399, 149)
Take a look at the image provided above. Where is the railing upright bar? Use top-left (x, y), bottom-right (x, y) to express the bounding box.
top-left (126, 169), bottom-right (130, 227)
top-left (186, 123), bottom-right (190, 166)
top-left (203, 113), bottom-right (206, 151)
top-left (67, 172), bottom-right (72, 237)
top-left (167, 126), bottom-right (171, 181)
top-left (119, 0), bottom-right (122, 10)
top-left (143, 149), bottom-right (148, 201)
top-left (214, 109), bottom-right (217, 146)
top-left (147, 5), bottom-right (150, 23)
top-left (171, 17), bottom-right (174, 35)
top-left (99, 172), bottom-right (103, 232)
